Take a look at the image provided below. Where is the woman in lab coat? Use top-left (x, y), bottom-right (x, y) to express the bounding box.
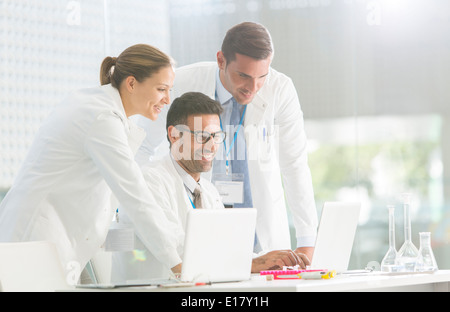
top-left (0, 44), bottom-right (182, 284)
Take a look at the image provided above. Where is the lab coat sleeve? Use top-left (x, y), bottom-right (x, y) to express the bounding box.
top-left (140, 165), bottom-right (185, 251)
top-left (83, 112), bottom-right (182, 269)
top-left (275, 78), bottom-right (318, 247)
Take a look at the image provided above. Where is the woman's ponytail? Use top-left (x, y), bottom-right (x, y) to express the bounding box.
top-left (99, 56), bottom-right (117, 86)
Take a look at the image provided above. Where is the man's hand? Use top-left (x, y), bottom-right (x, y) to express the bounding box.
top-left (295, 246), bottom-right (314, 263)
top-left (251, 250), bottom-right (310, 273)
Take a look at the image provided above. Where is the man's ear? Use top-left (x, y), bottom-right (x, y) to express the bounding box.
top-left (217, 51), bottom-right (227, 71)
top-left (168, 125), bottom-right (182, 145)
top-left (168, 125), bottom-right (186, 161)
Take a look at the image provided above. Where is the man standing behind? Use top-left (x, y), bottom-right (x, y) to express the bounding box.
top-left (112, 92), bottom-right (308, 282)
top-left (136, 22), bottom-right (318, 260)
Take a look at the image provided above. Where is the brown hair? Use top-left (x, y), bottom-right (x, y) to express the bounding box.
top-left (100, 44), bottom-right (174, 88)
top-left (166, 92), bottom-right (223, 145)
top-left (221, 22), bottom-right (273, 63)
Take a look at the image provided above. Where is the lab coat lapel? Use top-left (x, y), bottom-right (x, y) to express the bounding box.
top-left (243, 67), bottom-right (275, 127)
top-left (163, 155), bottom-right (193, 212)
top-left (103, 84), bottom-right (147, 216)
top-left (127, 121), bottom-right (147, 156)
top-left (103, 84), bottom-right (147, 155)
top-left (244, 96), bottom-right (267, 127)
top-left (243, 84), bottom-right (271, 162)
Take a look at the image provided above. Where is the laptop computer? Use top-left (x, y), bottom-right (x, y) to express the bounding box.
top-left (180, 208), bottom-right (257, 283)
top-left (309, 202), bottom-right (361, 272)
top-left (78, 208), bottom-right (257, 288)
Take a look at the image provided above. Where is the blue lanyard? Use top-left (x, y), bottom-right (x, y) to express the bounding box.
top-left (188, 195), bottom-right (196, 209)
top-left (220, 104), bottom-right (247, 175)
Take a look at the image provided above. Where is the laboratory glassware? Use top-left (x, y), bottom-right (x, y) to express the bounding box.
top-left (381, 205), bottom-right (398, 272)
top-left (396, 193), bottom-right (419, 272)
top-left (415, 232), bottom-right (438, 272)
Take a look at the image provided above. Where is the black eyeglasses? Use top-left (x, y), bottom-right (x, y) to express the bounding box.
top-left (187, 130), bottom-right (226, 144)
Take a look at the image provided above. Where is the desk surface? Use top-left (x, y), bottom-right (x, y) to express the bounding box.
top-left (74, 270), bottom-right (450, 292)
top-left (164, 270), bottom-right (450, 292)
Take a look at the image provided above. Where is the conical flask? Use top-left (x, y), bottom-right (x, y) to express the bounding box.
top-left (415, 232), bottom-right (438, 272)
top-left (396, 193), bottom-right (419, 272)
top-left (381, 205), bottom-right (398, 272)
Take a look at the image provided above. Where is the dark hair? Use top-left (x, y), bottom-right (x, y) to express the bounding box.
top-left (99, 44), bottom-right (174, 88)
top-left (166, 92), bottom-right (223, 142)
top-left (221, 22), bottom-right (273, 63)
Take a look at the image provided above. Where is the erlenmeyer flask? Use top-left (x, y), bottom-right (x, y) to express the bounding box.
top-left (381, 205), bottom-right (398, 272)
top-left (415, 232), bottom-right (438, 272)
top-left (396, 193), bottom-right (419, 272)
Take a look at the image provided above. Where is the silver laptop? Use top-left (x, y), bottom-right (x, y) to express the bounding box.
top-left (309, 202), bottom-right (361, 272)
top-left (181, 208), bottom-right (257, 283)
top-left (77, 208), bottom-right (257, 289)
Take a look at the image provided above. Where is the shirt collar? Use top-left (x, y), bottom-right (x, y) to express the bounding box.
top-left (170, 153), bottom-right (201, 193)
top-left (215, 69), bottom-right (233, 105)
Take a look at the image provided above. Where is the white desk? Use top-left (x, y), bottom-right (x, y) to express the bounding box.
top-left (75, 270), bottom-right (450, 292)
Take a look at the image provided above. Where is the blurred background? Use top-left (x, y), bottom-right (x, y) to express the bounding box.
top-left (1, 0), bottom-right (450, 270)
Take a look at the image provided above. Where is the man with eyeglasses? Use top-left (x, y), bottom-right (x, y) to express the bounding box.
top-left (111, 92), bottom-right (309, 281)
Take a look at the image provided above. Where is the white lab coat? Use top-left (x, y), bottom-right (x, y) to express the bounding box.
top-left (136, 62), bottom-right (318, 251)
top-left (111, 154), bottom-right (224, 282)
top-left (0, 84), bottom-right (182, 282)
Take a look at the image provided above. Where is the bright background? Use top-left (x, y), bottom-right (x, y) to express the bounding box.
top-left (2, 0), bottom-right (450, 270)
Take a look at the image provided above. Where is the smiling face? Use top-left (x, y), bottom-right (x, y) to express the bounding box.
top-left (217, 51), bottom-right (271, 105)
top-left (121, 66), bottom-right (174, 120)
top-left (169, 114), bottom-right (221, 181)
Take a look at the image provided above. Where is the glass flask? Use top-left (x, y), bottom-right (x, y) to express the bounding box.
top-left (396, 193), bottom-right (419, 272)
top-left (381, 205), bottom-right (398, 272)
top-left (415, 232), bottom-right (438, 272)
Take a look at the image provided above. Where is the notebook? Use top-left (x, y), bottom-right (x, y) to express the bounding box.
top-left (180, 208), bottom-right (257, 283)
top-left (309, 202), bottom-right (361, 272)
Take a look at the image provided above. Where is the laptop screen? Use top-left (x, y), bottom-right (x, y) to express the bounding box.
top-left (309, 202), bottom-right (361, 272)
top-left (181, 208), bottom-right (257, 283)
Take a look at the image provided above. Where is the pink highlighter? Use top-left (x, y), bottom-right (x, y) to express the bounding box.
top-left (260, 269), bottom-right (335, 280)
